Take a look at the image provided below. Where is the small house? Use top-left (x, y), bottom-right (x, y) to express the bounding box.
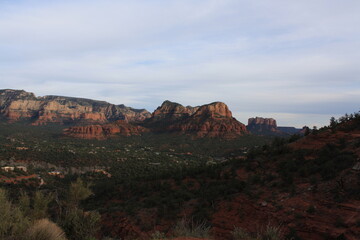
top-left (16, 166), bottom-right (27, 172)
top-left (1, 166), bottom-right (15, 172)
top-left (93, 169), bottom-right (112, 178)
top-left (48, 171), bottom-right (62, 176)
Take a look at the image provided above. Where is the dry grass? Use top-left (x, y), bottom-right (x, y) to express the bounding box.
top-left (232, 224), bottom-right (282, 240)
top-left (231, 227), bottom-right (254, 240)
top-left (173, 217), bottom-right (211, 239)
top-left (26, 219), bottom-right (67, 240)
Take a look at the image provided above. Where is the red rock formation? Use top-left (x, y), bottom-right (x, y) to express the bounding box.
top-left (192, 102), bottom-right (233, 119)
top-left (64, 120), bottom-right (149, 139)
top-left (170, 117), bottom-right (247, 139)
top-left (0, 89), bottom-right (151, 124)
top-left (247, 117), bottom-right (279, 134)
top-left (169, 102), bottom-right (248, 138)
top-left (248, 117), bottom-right (277, 127)
top-left (150, 100), bottom-right (199, 122)
top-left (145, 101), bottom-right (248, 139)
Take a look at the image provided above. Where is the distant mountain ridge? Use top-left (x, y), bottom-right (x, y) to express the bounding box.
top-left (0, 89), bottom-right (151, 125)
top-left (277, 126), bottom-right (303, 135)
top-left (66, 100), bottom-right (249, 139)
top-left (247, 116), bottom-right (302, 136)
top-left (1, 89), bottom-right (304, 139)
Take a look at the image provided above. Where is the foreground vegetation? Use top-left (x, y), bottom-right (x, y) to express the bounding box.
top-left (0, 179), bottom-right (99, 240)
top-left (0, 111), bottom-right (359, 239)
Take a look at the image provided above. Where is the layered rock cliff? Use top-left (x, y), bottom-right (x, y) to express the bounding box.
top-left (247, 117), bottom-right (278, 133)
top-left (247, 117), bottom-right (302, 135)
top-left (1, 90), bottom-right (247, 139)
top-left (144, 101), bottom-right (248, 138)
top-left (0, 89), bottom-right (151, 125)
top-left (64, 120), bottom-right (148, 139)
top-left (150, 100), bottom-right (199, 122)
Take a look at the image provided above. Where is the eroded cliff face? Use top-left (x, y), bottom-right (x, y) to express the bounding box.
top-left (247, 117), bottom-right (278, 133)
top-left (1, 90), bottom-right (248, 139)
top-left (0, 89), bottom-right (151, 124)
top-left (150, 100), bottom-right (199, 122)
top-left (192, 102), bottom-right (233, 118)
top-left (248, 117), bottom-right (277, 127)
top-left (64, 120), bottom-right (149, 139)
top-left (145, 101), bottom-right (248, 138)
top-left (169, 102), bottom-right (247, 138)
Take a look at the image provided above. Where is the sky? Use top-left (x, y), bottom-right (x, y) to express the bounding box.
top-left (0, 0), bottom-right (359, 127)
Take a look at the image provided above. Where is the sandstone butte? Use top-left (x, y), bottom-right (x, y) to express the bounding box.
top-left (247, 117), bottom-right (279, 133)
top-left (149, 100), bottom-right (199, 122)
top-left (0, 89), bottom-right (249, 139)
top-left (144, 100), bottom-right (248, 139)
top-left (65, 100), bottom-right (248, 139)
top-left (0, 89), bottom-right (151, 125)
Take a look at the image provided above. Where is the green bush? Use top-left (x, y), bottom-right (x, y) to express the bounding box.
top-left (0, 189), bottom-right (30, 239)
top-left (61, 208), bottom-right (100, 240)
top-left (31, 191), bottom-right (54, 219)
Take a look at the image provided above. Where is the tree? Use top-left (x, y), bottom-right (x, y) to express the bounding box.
top-left (61, 178), bottom-right (100, 240)
top-left (330, 117), bottom-right (337, 128)
top-left (0, 189), bottom-right (30, 239)
top-left (312, 126), bottom-right (318, 135)
top-left (303, 126), bottom-right (310, 136)
top-left (61, 208), bottom-right (100, 240)
top-left (32, 191), bottom-right (54, 220)
top-left (67, 178), bottom-right (92, 208)
top-left (18, 191), bottom-right (31, 216)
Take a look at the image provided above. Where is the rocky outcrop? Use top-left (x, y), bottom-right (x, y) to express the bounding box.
top-left (170, 102), bottom-right (247, 138)
top-left (247, 117), bottom-right (277, 132)
top-left (144, 101), bottom-right (248, 139)
top-left (247, 117), bottom-right (303, 136)
top-left (247, 117), bottom-right (282, 135)
top-left (150, 100), bottom-right (199, 122)
top-left (65, 101), bottom-right (247, 139)
top-left (192, 102), bottom-right (233, 119)
top-left (64, 120), bottom-right (148, 139)
top-left (0, 89), bottom-right (151, 124)
top-left (0, 90), bottom-right (249, 139)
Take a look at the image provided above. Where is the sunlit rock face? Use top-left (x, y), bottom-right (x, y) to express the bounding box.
top-left (0, 89), bottom-right (151, 125)
top-left (145, 101), bottom-right (248, 139)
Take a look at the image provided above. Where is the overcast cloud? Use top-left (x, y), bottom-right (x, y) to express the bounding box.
top-left (0, 0), bottom-right (359, 127)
